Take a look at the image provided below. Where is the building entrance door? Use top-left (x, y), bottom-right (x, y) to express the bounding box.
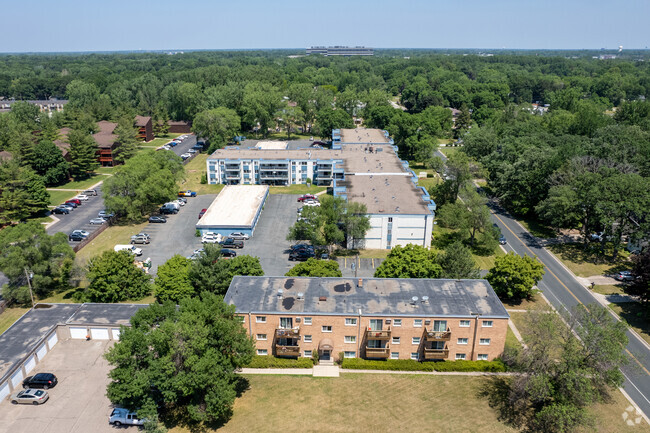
top-left (321, 350), bottom-right (331, 360)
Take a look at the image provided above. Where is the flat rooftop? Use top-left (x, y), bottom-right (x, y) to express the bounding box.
top-left (209, 147), bottom-right (337, 161)
top-left (197, 185), bottom-right (269, 228)
top-left (225, 276), bottom-right (509, 319)
top-left (344, 174), bottom-right (431, 215)
top-left (340, 128), bottom-right (390, 144)
top-left (255, 141), bottom-right (288, 150)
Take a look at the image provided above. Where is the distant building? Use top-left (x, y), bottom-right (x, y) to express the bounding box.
top-left (167, 120), bottom-right (192, 134)
top-left (306, 46), bottom-right (373, 56)
top-left (93, 121), bottom-right (120, 167)
top-left (0, 99), bottom-right (68, 115)
top-left (54, 127), bottom-right (72, 162)
top-left (135, 116), bottom-right (154, 142)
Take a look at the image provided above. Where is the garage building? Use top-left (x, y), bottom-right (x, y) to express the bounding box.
top-left (196, 185), bottom-right (269, 237)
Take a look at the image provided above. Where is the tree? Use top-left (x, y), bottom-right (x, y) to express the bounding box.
top-left (154, 255), bottom-right (193, 303)
top-left (0, 160), bottom-right (50, 224)
top-left (104, 293), bottom-right (255, 427)
top-left (315, 108), bottom-right (353, 139)
top-left (241, 82), bottom-right (281, 137)
top-left (112, 118), bottom-right (139, 164)
top-left (342, 202), bottom-right (371, 249)
top-left (189, 248), bottom-right (264, 296)
top-left (102, 151), bottom-right (184, 222)
top-left (0, 221), bottom-right (74, 304)
top-left (285, 258), bottom-right (342, 277)
top-left (192, 107), bottom-right (241, 153)
top-left (275, 104), bottom-right (305, 140)
top-left (86, 250), bottom-right (151, 303)
top-left (485, 252), bottom-right (545, 300)
top-left (497, 305), bottom-right (628, 433)
top-left (374, 244), bottom-right (442, 278)
top-left (439, 242), bottom-right (480, 279)
top-left (67, 128), bottom-right (99, 179)
top-left (454, 104), bottom-right (471, 138)
top-left (625, 249), bottom-right (650, 309)
top-left (437, 188), bottom-right (495, 250)
top-left (31, 140), bottom-right (69, 186)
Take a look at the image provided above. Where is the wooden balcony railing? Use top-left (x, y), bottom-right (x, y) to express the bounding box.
top-left (365, 326), bottom-right (391, 340)
top-left (275, 345), bottom-right (301, 357)
top-left (275, 327), bottom-right (300, 338)
top-left (424, 348), bottom-right (449, 360)
top-left (424, 330), bottom-right (451, 341)
top-left (365, 346), bottom-right (390, 358)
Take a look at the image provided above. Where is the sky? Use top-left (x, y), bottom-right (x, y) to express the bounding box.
top-left (1, 0), bottom-right (649, 53)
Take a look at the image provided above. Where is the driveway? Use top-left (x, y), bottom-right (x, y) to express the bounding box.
top-left (0, 339), bottom-right (117, 433)
top-left (46, 190), bottom-right (107, 246)
top-left (135, 194), bottom-right (215, 275)
top-left (171, 134), bottom-right (197, 157)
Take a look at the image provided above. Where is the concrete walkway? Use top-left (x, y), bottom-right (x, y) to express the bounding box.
top-left (238, 367), bottom-right (518, 377)
top-left (239, 368), bottom-right (312, 375)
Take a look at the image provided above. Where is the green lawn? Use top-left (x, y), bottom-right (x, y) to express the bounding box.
top-left (74, 221), bottom-right (149, 266)
top-left (269, 184), bottom-right (327, 195)
top-left (432, 226), bottom-right (503, 271)
top-left (517, 217), bottom-right (557, 239)
top-left (548, 243), bottom-right (631, 277)
top-left (145, 133), bottom-right (182, 148)
top-left (49, 175), bottom-right (106, 191)
top-left (472, 247), bottom-right (505, 271)
top-left (0, 307), bottom-right (30, 335)
top-left (166, 374), bottom-right (645, 433)
top-left (417, 176), bottom-right (439, 191)
top-left (180, 154), bottom-right (225, 195)
top-left (592, 284), bottom-right (627, 296)
top-left (505, 327), bottom-right (522, 352)
top-left (95, 166), bottom-right (115, 174)
top-left (609, 303), bottom-right (650, 345)
top-left (439, 147), bottom-right (461, 158)
top-left (501, 292), bottom-right (545, 310)
top-left (48, 189), bottom-right (78, 206)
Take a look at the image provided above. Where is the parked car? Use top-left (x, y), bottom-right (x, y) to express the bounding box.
top-left (229, 232), bottom-right (250, 240)
top-left (114, 245), bottom-right (143, 256)
top-left (71, 230), bottom-right (90, 238)
top-left (83, 189), bottom-right (97, 196)
top-left (220, 238), bottom-right (244, 249)
top-left (131, 232), bottom-right (150, 240)
top-left (64, 200), bottom-right (78, 208)
top-left (304, 200), bottom-right (320, 207)
top-left (188, 148), bottom-right (197, 154)
top-left (10, 389), bottom-right (49, 405)
top-left (177, 197), bottom-right (187, 204)
top-left (22, 373), bottom-right (58, 389)
top-left (297, 194), bottom-right (317, 202)
top-left (614, 271), bottom-right (634, 282)
top-left (60, 204), bottom-right (75, 212)
top-left (89, 217), bottom-right (107, 225)
top-left (69, 232), bottom-right (85, 242)
top-left (198, 208), bottom-right (207, 219)
top-left (289, 249), bottom-right (315, 261)
top-left (66, 198), bottom-right (82, 206)
top-left (221, 248), bottom-right (237, 258)
top-left (149, 215), bottom-right (167, 223)
top-left (160, 206), bottom-right (178, 215)
top-left (131, 235), bottom-right (150, 245)
top-left (74, 194), bottom-right (89, 201)
top-left (312, 141), bottom-right (328, 146)
top-left (202, 233), bottom-right (222, 244)
top-left (178, 190), bottom-right (197, 197)
top-left (52, 206), bottom-right (70, 215)
top-left (109, 408), bottom-right (144, 426)
top-left (98, 210), bottom-right (115, 218)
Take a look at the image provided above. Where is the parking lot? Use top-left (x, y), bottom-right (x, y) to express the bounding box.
top-left (0, 339), bottom-right (116, 433)
top-left (46, 189), bottom-right (107, 246)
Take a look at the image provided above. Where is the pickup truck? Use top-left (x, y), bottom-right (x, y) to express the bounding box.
top-left (219, 238), bottom-right (244, 249)
top-left (178, 190), bottom-right (197, 197)
top-left (109, 408), bottom-right (144, 427)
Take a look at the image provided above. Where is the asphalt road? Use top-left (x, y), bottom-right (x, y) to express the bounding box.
top-left (490, 202), bottom-right (650, 420)
top-left (46, 190), bottom-right (107, 245)
top-left (170, 134), bottom-right (197, 157)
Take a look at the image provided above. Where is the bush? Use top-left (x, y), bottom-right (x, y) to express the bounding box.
top-left (340, 358), bottom-right (506, 372)
top-left (200, 172), bottom-right (207, 184)
top-left (245, 355), bottom-right (313, 369)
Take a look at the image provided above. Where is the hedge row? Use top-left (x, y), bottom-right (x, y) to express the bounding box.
top-left (245, 355), bottom-right (314, 369)
top-left (340, 358), bottom-right (507, 372)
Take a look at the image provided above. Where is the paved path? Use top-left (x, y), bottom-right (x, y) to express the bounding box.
top-left (238, 367), bottom-right (519, 376)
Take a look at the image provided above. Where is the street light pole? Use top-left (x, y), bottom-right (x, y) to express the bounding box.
top-left (24, 268), bottom-right (34, 308)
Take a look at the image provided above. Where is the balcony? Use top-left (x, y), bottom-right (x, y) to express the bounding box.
top-left (424, 348), bottom-right (449, 360)
top-left (276, 327), bottom-right (300, 338)
top-left (365, 346), bottom-right (390, 358)
top-left (275, 344), bottom-right (301, 357)
top-left (424, 330), bottom-right (451, 341)
top-left (365, 326), bottom-right (391, 340)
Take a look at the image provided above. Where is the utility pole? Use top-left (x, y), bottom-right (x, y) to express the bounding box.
top-left (24, 268), bottom-right (35, 308)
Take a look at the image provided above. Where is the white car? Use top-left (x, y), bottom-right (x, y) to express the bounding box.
top-left (201, 233), bottom-right (222, 244)
top-left (188, 148), bottom-right (197, 154)
top-left (74, 194), bottom-right (89, 201)
top-left (109, 408), bottom-right (144, 426)
top-left (89, 217), bottom-right (107, 225)
top-left (303, 201), bottom-right (321, 207)
top-left (174, 199), bottom-right (185, 207)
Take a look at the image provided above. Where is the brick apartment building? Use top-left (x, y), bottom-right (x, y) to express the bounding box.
top-left (167, 120), bottom-right (192, 134)
top-left (224, 276), bottom-right (509, 363)
top-left (93, 120), bottom-right (119, 167)
top-left (135, 115), bottom-right (154, 142)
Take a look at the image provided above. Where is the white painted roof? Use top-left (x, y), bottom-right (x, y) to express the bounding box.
top-left (197, 185), bottom-right (269, 228)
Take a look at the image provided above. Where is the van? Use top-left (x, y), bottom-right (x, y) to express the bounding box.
top-left (109, 408), bottom-right (144, 426)
top-left (164, 202), bottom-right (181, 211)
top-left (114, 245), bottom-right (143, 256)
top-left (83, 189), bottom-right (97, 196)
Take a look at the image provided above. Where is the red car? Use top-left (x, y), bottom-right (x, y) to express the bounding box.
top-left (297, 194), bottom-right (317, 202)
top-left (198, 208), bottom-right (207, 219)
top-left (65, 199), bottom-right (81, 206)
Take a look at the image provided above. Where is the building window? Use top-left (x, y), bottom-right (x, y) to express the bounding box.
top-left (279, 317), bottom-right (293, 329)
top-left (322, 326), bottom-right (332, 332)
top-left (344, 336), bottom-right (356, 343)
top-left (482, 320), bottom-right (493, 328)
top-left (304, 350), bottom-right (312, 357)
top-left (457, 338), bottom-right (468, 345)
top-left (393, 319), bottom-right (402, 327)
top-left (455, 353), bottom-right (466, 360)
top-left (410, 352), bottom-right (418, 360)
top-left (459, 320), bottom-right (470, 327)
top-left (345, 318), bottom-right (357, 326)
top-left (478, 354), bottom-right (488, 361)
top-left (304, 335), bottom-right (312, 343)
top-left (388, 217), bottom-right (393, 223)
top-left (344, 351), bottom-right (356, 358)
top-left (479, 338), bottom-right (491, 345)
top-left (392, 336), bottom-right (400, 344)
top-left (256, 316), bottom-right (266, 323)
top-left (304, 317), bottom-right (312, 325)
top-left (414, 319), bottom-right (423, 328)
top-left (433, 320), bottom-right (447, 332)
top-left (412, 337), bottom-right (421, 345)
top-left (256, 334), bottom-right (267, 341)
top-left (391, 352), bottom-right (399, 360)
top-left (257, 349), bottom-right (268, 356)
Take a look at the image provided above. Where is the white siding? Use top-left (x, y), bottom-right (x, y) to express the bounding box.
top-left (36, 343), bottom-right (48, 361)
top-left (10, 369), bottom-right (23, 388)
top-left (47, 332), bottom-right (58, 349)
top-left (0, 382), bottom-right (10, 401)
top-left (69, 327), bottom-right (87, 339)
top-left (111, 328), bottom-right (121, 340)
top-left (23, 355), bottom-right (36, 374)
top-left (90, 328), bottom-right (110, 340)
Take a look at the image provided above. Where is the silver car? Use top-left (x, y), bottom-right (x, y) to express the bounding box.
top-left (89, 217), bottom-right (107, 225)
top-left (11, 389), bottom-right (49, 405)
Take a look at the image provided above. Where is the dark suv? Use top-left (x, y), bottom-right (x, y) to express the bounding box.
top-left (220, 238), bottom-right (244, 249)
top-left (289, 249), bottom-right (315, 261)
top-left (69, 232), bottom-right (85, 241)
top-left (22, 373), bottom-right (58, 389)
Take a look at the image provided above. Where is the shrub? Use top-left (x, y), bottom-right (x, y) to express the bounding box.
top-left (200, 172), bottom-right (207, 184)
top-left (245, 355), bottom-right (313, 369)
top-left (340, 358), bottom-right (506, 372)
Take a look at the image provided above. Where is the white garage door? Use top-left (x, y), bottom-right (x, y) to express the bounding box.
top-left (36, 343), bottom-right (48, 361)
top-left (10, 369), bottom-right (23, 388)
top-left (0, 382), bottom-right (10, 401)
top-left (69, 327), bottom-right (87, 339)
top-left (90, 328), bottom-right (109, 340)
top-left (23, 355), bottom-right (36, 374)
top-left (111, 328), bottom-right (121, 340)
top-left (47, 332), bottom-right (58, 349)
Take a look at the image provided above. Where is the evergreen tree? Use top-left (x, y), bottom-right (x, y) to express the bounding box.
top-left (68, 128), bottom-right (98, 179)
top-left (31, 140), bottom-right (69, 186)
top-left (0, 160), bottom-right (50, 224)
top-left (112, 118), bottom-right (139, 164)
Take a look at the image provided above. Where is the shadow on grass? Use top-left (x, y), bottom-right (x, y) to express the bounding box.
top-left (612, 302), bottom-right (650, 337)
top-left (477, 376), bottom-right (523, 428)
top-left (548, 243), bottom-right (630, 274)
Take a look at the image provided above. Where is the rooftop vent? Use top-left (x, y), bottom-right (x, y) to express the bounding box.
top-left (421, 296), bottom-right (429, 304)
top-left (297, 292), bottom-right (304, 300)
top-left (357, 278), bottom-right (363, 288)
top-left (319, 296), bottom-right (327, 302)
top-left (277, 289), bottom-right (284, 299)
top-left (411, 296), bottom-right (419, 306)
